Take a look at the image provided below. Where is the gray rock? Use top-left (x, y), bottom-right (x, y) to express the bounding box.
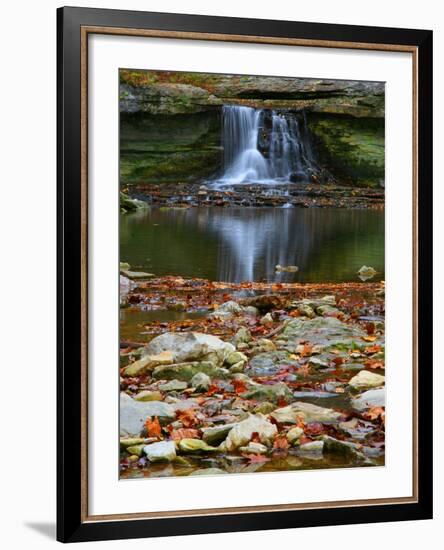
top-left (233, 326), bottom-right (252, 346)
top-left (120, 270), bottom-right (155, 280)
top-left (297, 440), bottom-right (324, 456)
top-left (222, 414), bottom-right (277, 451)
top-left (225, 351), bottom-right (248, 367)
top-left (322, 436), bottom-right (365, 460)
top-left (202, 423), bottom-right (237, 445)
top-left (143, 332), bottom-right (235, 367)
top-left (190, 372), bottom-right (211, 392)
top-left (242, 382), bottom-right (293, 403)
top-left (248, 351), bottom-right (297, 376)
top-left (352, 388), bottom-right (385, 411)
top-left (153, 361), bottom-right (230, 382)
top-left (158, 379), bottom-right (188, 392)
top-left (271, 401), bottom-right (342, 424)
top-left (239, 442), bottom-right (268, 454)
top-left (143, 441), bottom-right (176, 462)
top-left (281, 317), bottom-right (366, 348)
top-left (119, 393), bottom-right (175, 437)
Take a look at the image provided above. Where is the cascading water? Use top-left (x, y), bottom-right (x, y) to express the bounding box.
top-left (216, 105), bottom-right (318, 185)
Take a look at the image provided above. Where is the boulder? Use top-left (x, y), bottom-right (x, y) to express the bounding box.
top-left (142, 332), bottom-right (235, 367)
top-left (143, 441), bottom-right (176, 462)
top-left (119, 393), bottom-right (175, 437)
top-left (222, 414), bottom-right (277, 451)
top-left (352, 388), bottom-right (385, 411)
top-left (348, 370), bottom-right (385, 390)
top-left (152, 361), bottom-right (230, 382)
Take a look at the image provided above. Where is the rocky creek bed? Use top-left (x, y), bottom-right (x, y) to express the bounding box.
top-left (120, 273), bottom-right (385, 479)
top-left (122, 183), bottom-right (384, 211)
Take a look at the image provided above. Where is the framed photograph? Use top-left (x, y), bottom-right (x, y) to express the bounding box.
top-left (57, 6), bottom-right (433, 543)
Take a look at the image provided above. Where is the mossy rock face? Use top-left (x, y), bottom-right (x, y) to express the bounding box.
top-left (120, 111), bottom-right (222, 185)
top-left (307, 113), bottom-right (385, 187)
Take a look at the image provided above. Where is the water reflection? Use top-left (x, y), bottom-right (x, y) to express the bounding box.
top-left (120, 207), bottom-right (384, 283)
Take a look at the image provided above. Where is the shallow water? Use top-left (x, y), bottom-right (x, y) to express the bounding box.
top-left (120, 207), bottom-right (384, 283)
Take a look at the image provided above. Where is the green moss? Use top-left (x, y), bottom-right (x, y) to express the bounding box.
top-left (307, 114), bottom-right (385, 187)
top-left (120, 111), bottom-right (222, 184)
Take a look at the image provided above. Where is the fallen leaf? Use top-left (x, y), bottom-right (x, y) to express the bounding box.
top-left (177, 409), bottom-right (198, 428)
top-left (144, 416), bottom-right (161, 438)
top-left (170, 428), bottom-right (200, 441)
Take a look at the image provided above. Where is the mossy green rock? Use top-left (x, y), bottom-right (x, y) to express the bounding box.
top-left (308, 113), bottom-right (384, 187)
top-left (178, 439), bottom-right (218, 453)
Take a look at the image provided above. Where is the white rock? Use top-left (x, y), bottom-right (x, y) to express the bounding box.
top-left (352, 388), bottom-right (385, 411)
top-left (143, 441), bottom-right (176, 462)
top-left (223, 414), bottom-right (277, 451)
top-left (348, 370), bottom-right (385, 390)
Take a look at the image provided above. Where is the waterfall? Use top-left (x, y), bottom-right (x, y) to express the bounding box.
top-left (216, 105), bottom-right (317, 185)
top-left (220, 106), bottom-right (270, 184)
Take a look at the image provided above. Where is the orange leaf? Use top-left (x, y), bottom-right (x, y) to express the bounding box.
top-left (144, 416), bottom-right (161, 438)
top-left (170, 428), bottom-right (200, 441)
top-left (177, 408), bottom-right (198, 428)
top-left (233, 379), bottom-right (247, 395)
top-left (363, 407), bottom-right (385, 424)
top-left (300, 343), bottom-right (313, 357)
top-left (206, 383), bottom-right (220, 396)
top-left (364, 344), bottom-right (382, 355)
top-left (332, 357), bottom-right (344, 367)
top-left (273, 435), bottom-right (289, 451)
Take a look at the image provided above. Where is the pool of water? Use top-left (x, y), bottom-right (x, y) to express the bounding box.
top-left (120, 207), bottom-right (384, 284)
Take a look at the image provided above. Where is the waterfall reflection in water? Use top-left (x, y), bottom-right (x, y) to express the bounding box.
top-left (120, 207), bottom-right (384, 284)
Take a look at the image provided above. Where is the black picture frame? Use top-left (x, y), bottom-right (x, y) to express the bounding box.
top-left (57, 6), bottom-right (433, 543)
